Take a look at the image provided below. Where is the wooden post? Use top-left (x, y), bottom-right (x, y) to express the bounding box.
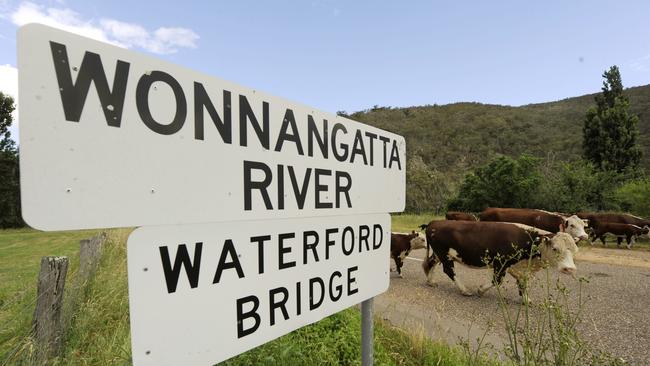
top-left (79, 232), bottom-right (107, 283)
top-left (33, 256), bottom-right (69, 363)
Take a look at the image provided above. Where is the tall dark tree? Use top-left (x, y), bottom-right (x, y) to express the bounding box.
top-left (583, 66), bottom-right (642, 173)
top-left (0, 91), bottom-right (23, 228)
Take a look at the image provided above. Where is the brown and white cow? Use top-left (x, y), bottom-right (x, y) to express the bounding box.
top-left (480, 207), bottom-right (588, 242)
top-left (390, 231), bottom-right (426, 277)
top-left (422, 220), bottom-right (578, 302)
top-left (445, 211), bottom-right (478, 221)
top-left (591, 222), bottom-right (650, 249)
top-left (577, 212), bottom-right (650, 228)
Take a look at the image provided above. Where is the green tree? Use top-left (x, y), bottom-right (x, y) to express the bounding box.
top-left (583, 66), bottom-right (642, 173)
top-left (0, 91), bottom-right (23, 228)
top-left (448, 154), bottom-right (541, 212)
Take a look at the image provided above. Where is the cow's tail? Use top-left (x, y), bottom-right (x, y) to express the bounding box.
top-left (422, 228), bottom-right (436, 277)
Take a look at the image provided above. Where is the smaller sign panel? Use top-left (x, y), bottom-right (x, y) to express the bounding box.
top-left (127, 214), bottom-right (391, 366)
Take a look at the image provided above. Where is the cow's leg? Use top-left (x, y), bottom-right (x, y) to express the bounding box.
top-left (598, 235), bottom-right (606, 246)
top-left (441, 259), bottom-right (473, 296)
top-left (508, 259), bottom-right (543, 304)
top-left (395, 256), bottom-right (403, 277)
top-left (478, 268), bottom-right (505, 296)
top-left (617, 236), bottom-right (623, 247)
top-left (627, 236), bottom-right (634, 250)
top-left (422, 253), bottom-right (438, 286)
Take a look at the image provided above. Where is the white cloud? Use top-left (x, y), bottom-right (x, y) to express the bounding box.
top-left (0, 64), bottom-right (19, 142)
top-left (10, 2), bottom-right (199, 54)
top-left (11, 2), bottom-right (120, 46)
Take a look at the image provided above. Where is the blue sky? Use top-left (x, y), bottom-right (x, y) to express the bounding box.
top-left (2, 0), bottom-right (650, 140)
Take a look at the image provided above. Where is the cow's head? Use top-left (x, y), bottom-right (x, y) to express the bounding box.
top-left (409, 231), bottom-right (426, 250)
top-left (539, 232), bottom-right (578, 275)
top-left (560, 215), bottom-right (588, 242)
top-left (644, 225), bottom-right (650, 239)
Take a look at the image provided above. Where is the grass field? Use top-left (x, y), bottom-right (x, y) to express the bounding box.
top-left (0, 222), bottom-right (479, 365)
top-left (391, 213), bottom-right (443, 233)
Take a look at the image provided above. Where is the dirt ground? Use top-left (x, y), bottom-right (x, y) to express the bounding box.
top-left (378, 246), bottom-right (650, 365)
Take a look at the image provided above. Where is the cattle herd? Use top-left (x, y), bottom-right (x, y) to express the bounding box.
top-left (390, 208), bottom-right (650, 302)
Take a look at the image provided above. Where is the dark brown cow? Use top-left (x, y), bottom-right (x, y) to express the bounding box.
top-left (445, 211), bottom-right (477, 221)
top-left (591, 221), bottom-right (650, 249)
top-left (577, 212), bottom-right (650, 242)
top-left (577, 212), bottom-right (650, 227)
top-left (480, 207), bottom-right (588, 241)
top-left (422, 220), bottom-right (578, 302)
top-left (390, 231), bottom-right (426, 277)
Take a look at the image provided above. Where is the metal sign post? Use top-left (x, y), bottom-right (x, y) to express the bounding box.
top-left (361, 298), bottom-right (374, 366)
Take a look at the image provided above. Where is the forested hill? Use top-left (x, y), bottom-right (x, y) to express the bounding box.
top-left (347, 84), bottom-right (650, 179)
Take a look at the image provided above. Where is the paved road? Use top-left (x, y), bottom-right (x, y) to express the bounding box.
top-left (377, 247), bottom-right (650, 365)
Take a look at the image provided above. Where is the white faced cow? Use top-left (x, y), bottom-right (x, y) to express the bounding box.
top-left (390, 231), bottom-right (426, 277)
top-left (422, 220), bottom-right (578, 302)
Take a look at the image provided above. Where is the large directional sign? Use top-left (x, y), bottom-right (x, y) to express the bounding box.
top-left (127, 214), bottom-right (390, 366)
top-left (18, 24), bottom-right (405, 231)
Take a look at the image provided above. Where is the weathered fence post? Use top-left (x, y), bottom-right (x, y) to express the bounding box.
top-left (33, 256), bottom-right (69, 363)
top-left (79, 232), bottom-right (107, 284)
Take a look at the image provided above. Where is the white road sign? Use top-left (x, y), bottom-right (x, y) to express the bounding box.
top-left (18, 24), bottom-right (405, 231)
top-left (127, 214), bottom-right (390, 366)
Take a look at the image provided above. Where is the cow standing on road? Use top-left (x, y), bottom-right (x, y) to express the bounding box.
top-left (421, 220), bottom-right (578, 302)
top-left (480, 207), bottom-right (588, 242)
top-left (590, 221), bottom-right (650, 249)
top-left (577, 212), bottom-right (650, 242)
top-left (390, 231), bottom-right (426, 278)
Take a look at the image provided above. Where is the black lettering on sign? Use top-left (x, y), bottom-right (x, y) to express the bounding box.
top-left (239, 95), bottom-right (269, 149)
top-left (347, 266), bottom-right (359, 296)
top-left (307, 116), bottom-right (328, 158)
top-left (296, 282), bottom-right (302, 316)
top-left (359, 225), bottom-right (370, 252)
top-left (158, 243), bottom-right (202, 294)
top-left (275, 109), bottom-right (304, 155)
top-left (364, 132), bottom-right (378, 166)
top-left (237, 295), bottom-right (260, 338)
top-left (288, 166), bottom-right (311, 209)
top-left (243, 160), bottom-right (273, 210)
top-left (278, 233), bottom-right (296, 269)
top-left (314, 169), bottom-right (333, 209)
top-left (250, 235), bottom-right (271, 274)
top-left (341, 226), bottom-right (354, 256)
top-left (193, 82), bottom-right (232, 143)
top-left (309, 277), bottom-right (325, 310)
top-left (329, 271), bottom-right (343, 301)
top-left (269, 287), bottom-right (289, 326)
top-left (373, 224), bottom-right (384, 249)
top-left (331, 123), bottom-right (348, 162)
top-left (389, 140), bottom-right (402, 170)
top-left (136, 71), bottom-right (187, 135)
top-left (379, 135), bottom-right (390, 168)
top-left (350, 130), bottom-right (368, 165)
top-left (303, 230), bottom-right (319, 264)
top-left (325, 228), bottom-right (338, 260)
top-left (335, 171), bottom-right (352, 208)
top-left (50, 42), bottom-right (130, 127)
top-left (213, 239), bottom-right (245, 283)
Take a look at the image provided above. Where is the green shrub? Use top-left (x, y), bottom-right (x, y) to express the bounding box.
top-left (614, 178), bottom-right (650, 217)
top-left (448, 154), bottom-right (542, 212)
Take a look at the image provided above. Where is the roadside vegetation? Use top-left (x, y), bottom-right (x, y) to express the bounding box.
top-left (0, 227), bottom-right (484, 365)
